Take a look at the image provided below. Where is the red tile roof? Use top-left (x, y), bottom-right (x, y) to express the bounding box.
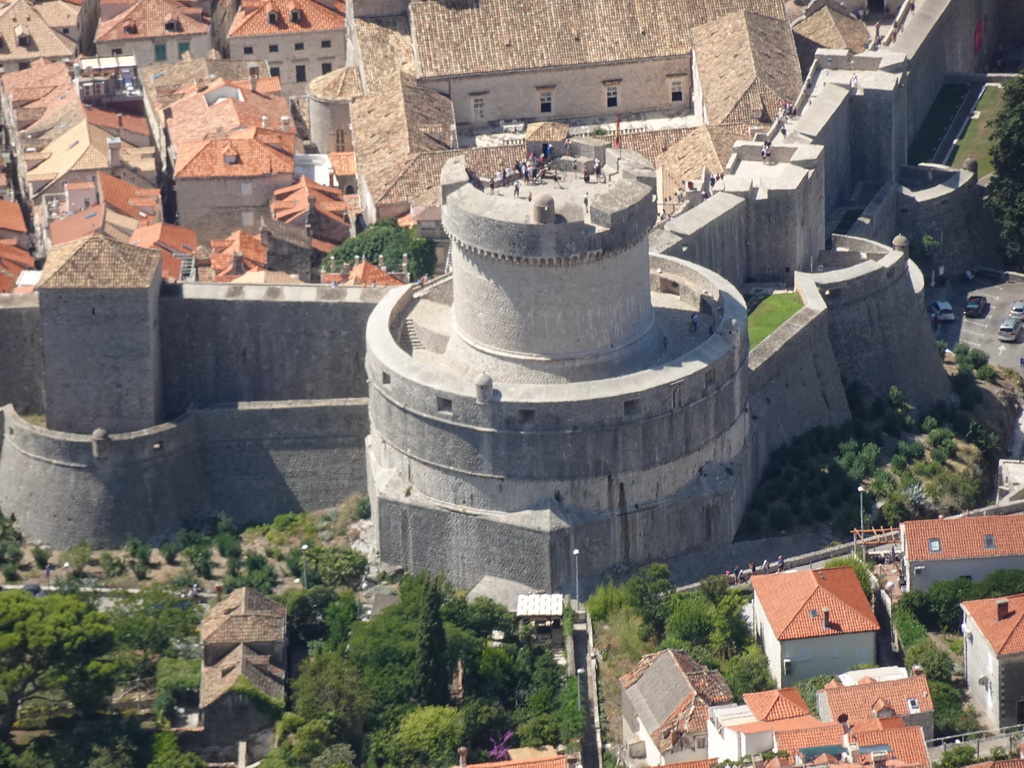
top-left (97, 171), bottom-right (162, 219)
top-left (774, 722), bottom-right (845, 754)
top-left (129, 221), bottom-right (197, 281)
top-left (822, 676), bottom-right (933, 723)
top-left (208, 229), bottom-right (267, 280)
top-left (328, 151), bottom-right (356, 177)
top-left (228, 0), bottom-right (344, 37)
top-left (469, 758), bottom-right (565, 768)
top-left (271, 175), bottom-right (351, 225)
top-left (902, 516), bottom-right (1024, 562)
top-left (49, 205), bottom-right (118, 244)
top-left (751, 567), bottom-right (880, 640)
top-left (744, 688), bottom-right (811, 721)
top-left (0, 199), bottom-right (27, 233)
top-left (83, 106), bottom-right (152, 138)
top-left (963, 593), bottom-right (1024, 656)
top-left (852, 724), bottom-right (930, 768)
top-left (166, 78), bottom-right (295, 145)
top-left (95, 0), bottom-right (208, 41)
top-left (342, 260), bottom-right (402, 287)
top-left (729, 714), bottom-right (824, 735)
top-left (174, 131), bottom-right (293, 178)
top-left (0, 242), bottom-right (33, 293)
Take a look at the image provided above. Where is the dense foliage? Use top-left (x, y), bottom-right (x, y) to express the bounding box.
top-left (329, 219), bottom-right (437, 280)
top-left (987, 73), bottom-right (1024, 262)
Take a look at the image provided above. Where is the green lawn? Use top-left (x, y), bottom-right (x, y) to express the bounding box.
top-left (908, 83), bottom-right (969, 165)
top-left (748, 292), bottom-right (804, 348)
top-left (950, 85), bottom-right (1004, 178)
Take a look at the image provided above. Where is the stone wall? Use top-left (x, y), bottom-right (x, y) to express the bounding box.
top-left (795, 83), bottom-right (852, 215)
top-left (656, 193), bottom-right (748, 288)
top-left (0, 295), bottom-right (43, 416)
top-left (160, 283), bottom-right (384, 417)
top-left (174, 173), bottom-right (293, 243)
top-left (0, 399), bottom-right (369, 548)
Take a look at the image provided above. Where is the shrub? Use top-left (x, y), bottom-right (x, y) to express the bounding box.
top-left (936, 339), bottom-right (949, 358)
top-left (214, 532), bottom-right (242, 559)
top-left (905, 638), bottom-right (954, 681)
top-left (968, 348), bottom-right (990, 369)
top-left (356, 495), bottom-right (372, 520)
top-left (184, 541), bottom-right (214, 579)
top-left (31, 545), bottom-right (51, 569)
top-left (932, 446), bottom-right (950, 463)
top-left (896, 440), bottom-right (926, 462)
top-left (63, 539), bottom-right (92, 576)
top-left (99, 552), bottom-right (127, 578)
top-left (976, 364), bottom-right (997, 382)
top-left (892, 604), bottom-right (927, 648)
top-left (159, 539), bottom-right (180, 566)
top-left (0, 561), bottom-right (19, 582)
top-left (922, 416), bottom-right (939, 432)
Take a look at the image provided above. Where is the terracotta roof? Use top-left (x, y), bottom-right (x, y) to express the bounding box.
top-left (751, 567), bottom-right (880, 640)
top-left (201, 587), bottom-right (286, 645)
top-left (0, 58), bottom-right (69, 105)
top-left (328, 151), bottom-right (356, 177)
top-left (729, 714), bottom-right (825, 735)
top-left (83, 106), bottom-right (152, 138)
top-left (342, 259), bottom-right (401, 287)
top-left (139, 58), bottom-right (272, 126)
top-left (208, 229), bottom-right (267, 280)
top-left (200, 643), bottom-right (285, 708)
top-left (691, 11), bottom-right (802, 125)
top-left (968, 761), bottom-right (1024, 768)
top-left (49, 205), bottom-right (132, 244)
top-left (902, 516), bottom-right (1024, 562)
top-left (174, 131), bottom-right (293, 178)
top-left (0, 242), bottom-right (33, 293)
top-left (744, 688), bottom-right (812, 721)
top-left (468, 758), bottom-right (566, 768)
top-left (657, 124), bottom-right (747, 184)
top-left (97, 171), bottom-right (162, 219)
top-left (851, 724), bottom-right (929, 768)
top-left (271, 175), bottom-right (351, 225)
top-left (129, 221), bottom-right (197, 280)
top-left (308, 65), bottom-right (362, 101)
top-left (822, 676), bottom-right (933, 723)
top-left (38, 234), bottom-right (160, 289)
top-left (409, 0), bottom-right (694, 79)
top-left (963, 593), bottom-right (1024, 656)
top-left (793, 2), bottom-right (871, 72)
top-left (523, 121), bottom-right (569, 144)
top-left (95, 0), bottom-right (208, 42)
top-left (33, 0), bottom-right (79, 32)
top-left (0, 199), bottom-right (27, 232)
top-left (228, 0), bottom-right (344, 38)
top-left (774, 723), bottom-right (845, 755)
top-left (664, 760), bottom-right (716, 768)
top-left (166, 78), bottom-right (295, 146)
top-left (0, 0), bottom-right (75, 64)
top-left (352, 16), bottom-right (414, 96)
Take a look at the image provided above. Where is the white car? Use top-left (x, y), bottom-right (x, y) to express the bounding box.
top-left (1011, 300), bottom-right (1024, 318)
top-left (928, 301), bottom-right (955, 322)
top-left (999, 316), bottom-right (1022, 342)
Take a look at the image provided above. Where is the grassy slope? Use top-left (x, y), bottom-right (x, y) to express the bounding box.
top-left (950, 85), bottom-right (1004, 178)
top-left (748, 292), bottom-right (804, 348)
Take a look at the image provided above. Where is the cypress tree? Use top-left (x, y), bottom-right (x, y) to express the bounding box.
top-left (413, 575), bottom-right (449, 706)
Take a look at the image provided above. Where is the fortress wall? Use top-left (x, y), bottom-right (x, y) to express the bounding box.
top-left (796, 250), bottom-right (951, 407)
top-left (748, 305), bottom-right (851, 465)
top-left (0, 295), bottom-right (43, 415)
top-left (848, 184), bottom-right (900, 243)
top-left (746, 169), bottom-right (825, 283)
top-left (893, 0), bottom-right (998, 141)
top-left (796, 83), bottom-right (852, 215)
top-left (197, 399), bottom-right (370, 525)
top-left (659, 193), bottom-right (749, 287)
top-left (159, 286), bottom-right (385, 416)
top-left (849, 77), bottom-right (907, 186)
top-left (0, 405), bottom-right (205, 547)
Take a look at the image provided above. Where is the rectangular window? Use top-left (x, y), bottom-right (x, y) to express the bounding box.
top-left (241, 181), bottom-right (252, 195)
top-left (472, 96), bottom-right (485, 120)
top-left (111, 48), bottom-right (123, 55)
top-left (295, 65), bottom-right (306, 82)
top-left (928, 538), bottom-right (941, 552)
top-left (154, 43), bottom-right (167, 61)
top-left (177, 41), bottom-right (190, 58)
top-left (985, 534), bottom-right (996, 549)
top-left (269, 66), bottom-right (280, 77)
top-left (539, 91), bottom-right (552, 113)
top-left (606, 85), bottom-right (618, 108)
top-left (321, 39), bottom-right (331, 48)
top-left (269, 43), bottom-right (279, 52)
top-left (294, 41), bottom-right (304, 50)
top-left (321, 62), bottom-right (332, 75)
top-left (671, 79), bottom-right (683, 102)
top-left (436, 397), bottom-right (453, 414)
top-left (242, 211), bottom-right (254, 226)
top-left (243, 45), bottom-right (253, 54)
top-left (623, 399), bottom-right (640, 417)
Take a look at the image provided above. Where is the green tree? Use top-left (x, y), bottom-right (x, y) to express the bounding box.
top-left (308, 548), bottom-right (367, 590)
top-left (664, 593), bottom-right (715, 647)
top-left (720, 645), bottom-right (774, 700)
top-left (148, 731), bottom-right (207, 768)
top-left (292, 651), bottom-right (370, 746)
top-left (311, 743), bottom-right (357, 768)
top-left (386, 706), bottom-right (466, 768)
top-left (413, 576), bottom-right (449, 706)
top-left (795, 674), bottom-right (836, 716)
top-left (937, 744), bottom-right (979, 768)
top-left (710, 591), bottom-right (751, 658)
top-left (931, 678), bottom-right (979, 737)
top-left (624, 562), bottom-right (674, 637)
top-left (905, 638), bottom-right (954, 681)
top-left (330, 219), bottom-right (436, 279)
top-left (0, 591), bottom-right (116, 738)
top-left (987, 73), bottom-right (1024, 262)
top-left (107, 585), bottom-right (202, 675)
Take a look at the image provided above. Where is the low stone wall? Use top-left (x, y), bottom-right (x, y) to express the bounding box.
top-left (0, 295), bottom-right (43, 416)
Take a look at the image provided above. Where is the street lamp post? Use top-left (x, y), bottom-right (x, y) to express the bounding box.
top-left (857, 485), bottom-right (865, 558)
top-left (301, 543), bottom-right (309, 589)
top-left (572, 548), bottom-right (580, 611)
top-left (576, 667), bottom-right (585, 710)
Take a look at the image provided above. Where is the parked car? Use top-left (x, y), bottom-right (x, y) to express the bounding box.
top-left (964, 295), bottom-right (989, 318)
top-left (1011, 300), bottom-right (1024, 318)
top-left (999, 316), bottom-right (1022, 342)
top-left (928, 301), bottom-right (955, 322)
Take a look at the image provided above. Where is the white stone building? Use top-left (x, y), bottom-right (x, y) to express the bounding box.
top-left (902, 516), bottom-right (1024, 592)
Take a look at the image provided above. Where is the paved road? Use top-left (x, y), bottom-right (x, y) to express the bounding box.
top-left (928, 272), bottom-right (1024, 368)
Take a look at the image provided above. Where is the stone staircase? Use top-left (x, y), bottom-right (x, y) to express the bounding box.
top-left (398, 318), bottom-right (424, 354)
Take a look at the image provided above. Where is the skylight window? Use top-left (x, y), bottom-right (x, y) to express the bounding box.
top-left (985, 534), bottom-right (996, 550)
top-left (928, 538), bottom-right (941, 553)
top-left (907, 698), bottom-right (920, 713)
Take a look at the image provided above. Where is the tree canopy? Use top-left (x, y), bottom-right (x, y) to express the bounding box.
top-left (329, 219), bottom-right (436, 279)
top-left (988, 73), bottom-right (1024, 261)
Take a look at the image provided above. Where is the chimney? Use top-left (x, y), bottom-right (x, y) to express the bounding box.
top-left (107, 136), bottom-right (122, 168)
top-left (248, 63), bottom-right (259, 90)
top-left (838, 713), bottom-right (850, 734)
top-left (911, 664), bottom-right (924, 675)
top-left (567, 758), bottom-right (579, 768)
top-left (116, 112), bottom-right (124, 139)
top-left (458, 747), bottom-right (468, 768)
top-left (261, 114), bottom-right (269, 129)
top-left (752, 754), bottom-right (765, 768)
top-left (998, 600), bottom-right (1011, 621)
top-left (402, 253), bottom-right (409, 274)
top-left (822, 607), bottom-right (830, 629)
top-left (871, 752), bottom-right (887, 768)
top-left (232, 250), bottom-right (244, 273)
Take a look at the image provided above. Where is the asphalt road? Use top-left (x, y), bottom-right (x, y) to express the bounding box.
top-left (928, 272), bottom-right (1024, 367)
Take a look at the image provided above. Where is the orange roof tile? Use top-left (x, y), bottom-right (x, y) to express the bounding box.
top-left (208, 229), bottom-right (267, 280)
top-left (469, 758), bottom-right (566, 768)
top-left (0, 0), bottom-right (75, 64)
top-left (95, 0), bottom-right (208, 41)
top-left (0, 242), bottom-right (33, 293)
top-left (0, 200), bottom-right (27, 233)
top-left (129, 221), bottom-right (197, 281)
top-left (166, 78), bottom-right (295, 146)
top-left (729, 714), bottom-right (824, 735)
top-left (271, 175), bottom-right (350, 225)
top-left (664, 760), bottom-right (716, 768)
top-left (852, 724), bottom-right (929, 768)
top-left (228, 0), bottom-right (344, 37)
top-left (174, 132), bottom-right (293, 178)
top-left (822, 676), bottom-right (933, 723)
top-left (0, 58), bottom-right (69, 105)
top-left (342, 260), bottom-right (401, 287)
top-left (97, 171), bottom-right (162, 219)
top-left (328, 151), bottom-right (356, 177)
top-left (49, 205), bottom-right (126, 244)
top-left (963, 593), bottom-right (1024, 656)
top-left (774, 723), bottom-right (845, 755)
top-left (751, 567), bottom-right (879, 640)
top-left (902, 516), bottom-right (1024, 562)
top-left (83, 106), bottom-right (152, 138)
top-left (744, 688), bottom-right (812, 721)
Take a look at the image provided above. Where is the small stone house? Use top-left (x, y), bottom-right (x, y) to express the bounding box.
top-left (902, 516), bottom-right (1024, 593)
top-left (962, 593), bottom-right (1024, 728)
top-left (620, 649), bottom-right (733, 767)
top-left (816, 673), bottom-right (935, 740)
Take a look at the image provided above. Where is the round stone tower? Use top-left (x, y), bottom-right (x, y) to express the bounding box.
top-left (365, 151), bottom-right (751, 592)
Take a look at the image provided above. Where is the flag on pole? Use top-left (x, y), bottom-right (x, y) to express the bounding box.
top-left (614, 114), bottom-right (621, 148)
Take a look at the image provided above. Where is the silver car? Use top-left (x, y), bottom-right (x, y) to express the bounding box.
top-left (1011, 300), bottom-right (1024, 318)
top-left (999, 316), bottom-right (1022, 342)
